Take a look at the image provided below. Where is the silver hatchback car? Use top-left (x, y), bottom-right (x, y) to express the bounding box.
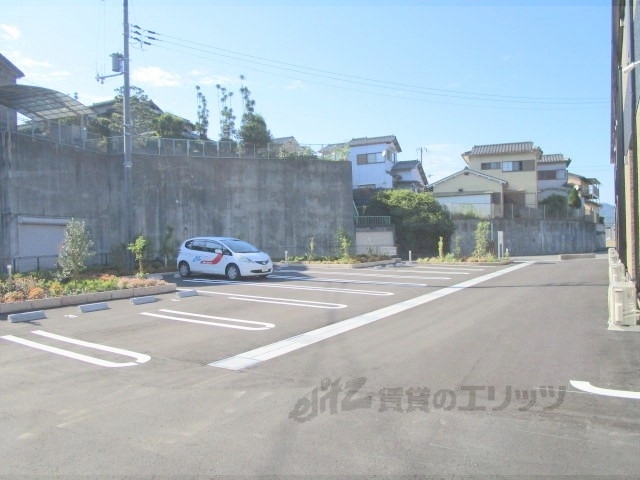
top-left (177, 237), bottom-right (273, 280)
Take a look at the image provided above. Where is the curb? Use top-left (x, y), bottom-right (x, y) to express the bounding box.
top-left (0, 283), bottom-right (176, 316)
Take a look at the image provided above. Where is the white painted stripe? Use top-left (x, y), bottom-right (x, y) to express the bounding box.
top-left (411, 265), bottom-right (487, 271)
top-left (268, 274), bottom-right (429, 287)
top-left (140, 310), bottom-right (274, 330)
top-left (179, 289), bottom-right (347, 308)
top-left (570, 380), bottom-right (640, 399)
top-left (181, 281), bottom-right (393, 296)
top-left (227, 295), bottom-right (346, 309)
top-left (1, 330), bottom-right (150, 367)
top-left (209, 262), bottom-right (533, 370)
top-left (277, 269), bottom-right (462, 278)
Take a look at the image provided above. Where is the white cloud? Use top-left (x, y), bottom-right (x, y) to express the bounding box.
top-left (192, 74), bottom-right (234, 87)
top-left (18, 57), bottom-right (53, 69)
top-left (0, 24), bottom-right (21, 41)
top-left (285, 80), bottom-right (304, 90)
top-left (132, 66), bottom-right (181, 87)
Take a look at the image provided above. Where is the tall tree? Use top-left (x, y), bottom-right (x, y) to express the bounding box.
top-left (237, 75), bottom-right (272, 147)
top-left (216, 84), bottom-right (236, 142)
top-left (238, 113), bottom-right (272, 147)
top-left (195, 85), bottom-right (209, 140)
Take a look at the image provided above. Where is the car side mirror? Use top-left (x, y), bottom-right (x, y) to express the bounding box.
top-left (214, 248), bottom-right (223, 254)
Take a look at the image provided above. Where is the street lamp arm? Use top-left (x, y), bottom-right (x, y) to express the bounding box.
top-left (622, 60), bottom-right (640, 74)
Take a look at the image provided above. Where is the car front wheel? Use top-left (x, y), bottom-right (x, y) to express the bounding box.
top-left (178, 261), bottom-right (191, 277)
top-left (225, 264), bottom-right (241, 281)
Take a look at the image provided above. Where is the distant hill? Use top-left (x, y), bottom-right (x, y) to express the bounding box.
top-left (600, 203), bottom-right (615, 225)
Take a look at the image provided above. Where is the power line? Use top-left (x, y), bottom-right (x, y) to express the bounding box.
top-left (128, 25), bottom-right (608, 110)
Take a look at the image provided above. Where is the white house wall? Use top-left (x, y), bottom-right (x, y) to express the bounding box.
top-left (350, 143), bottom-right (395, 189)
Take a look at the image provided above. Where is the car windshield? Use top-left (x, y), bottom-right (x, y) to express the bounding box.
top-left (223, 239), bottom-right (260, 253)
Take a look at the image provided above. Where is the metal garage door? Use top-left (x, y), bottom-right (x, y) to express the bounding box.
top-left (17, 217), bottom-right (68, 272)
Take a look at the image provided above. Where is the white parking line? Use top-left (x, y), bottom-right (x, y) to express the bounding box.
top-left (182, 279), bottom-right (394, 296)
top-left (267, 274), bottom-right (429, 287)
top-left (209, 261), bottom-right (533, 370)
top-left (140, 309), bottom-right (274, 330)
top-left (277, 269), bottom-right (460, 278)
top-left (570, 380), bottom-right (640, 399)
top-left (194, 291), bottom-right (346, 309)
top-left (410, 265), bottom-right (488, 271)
top-left (1, 330), bottom-right (150, 368)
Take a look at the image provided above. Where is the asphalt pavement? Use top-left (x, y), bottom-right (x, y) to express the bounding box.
top-left (1, 253), bottom-right (639, 477)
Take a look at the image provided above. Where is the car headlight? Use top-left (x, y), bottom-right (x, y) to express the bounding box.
top-left (238, 256), bottom-right (252, 263)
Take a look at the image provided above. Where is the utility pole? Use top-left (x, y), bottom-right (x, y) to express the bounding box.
top-left (123, 0), bottom-right (133, 250)
top-left (417, 146), bottom-right (427, 164)
top-left (95, 0), bottom-right (133, 264)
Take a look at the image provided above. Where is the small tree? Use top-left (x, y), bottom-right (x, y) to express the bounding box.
top-left (472, 221), bottom-right (491, 258)
top-left (57, 219), bottom-right (95, 280)
top-left (568, 186), bottom-right (582, 209)
top-left (128, 235), bottom-right (147, 276)
top-left (335, 227), bottom-right (352, 260)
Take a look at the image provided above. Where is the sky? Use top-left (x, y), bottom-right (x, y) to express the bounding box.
top-left (1, 0), bottom-right (614, 204)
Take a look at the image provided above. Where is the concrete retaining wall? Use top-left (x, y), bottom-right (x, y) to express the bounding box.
top-left (1, 132), bottom-right (354, 268)
top-left (451, 218), bottom-right (598, 256)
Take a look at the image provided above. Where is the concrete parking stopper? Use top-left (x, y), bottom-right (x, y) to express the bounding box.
top-left (176, 290), bottom-right (198, 298)
top-left (130, 296), bottom-right (157, 305)
top-left (8, 310), bottom-right (46, 323)
top-left (78, 302), bottom-right (110, 313)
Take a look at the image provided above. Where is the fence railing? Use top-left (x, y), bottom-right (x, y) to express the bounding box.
top-left (5, 112), bottom-right (341, 161)
top-left (441, 203), bottom-right (599, 222)
top-left (355, 216), bottom-right (391, 227)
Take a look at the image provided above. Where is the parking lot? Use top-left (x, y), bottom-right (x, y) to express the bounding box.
top-left (0, 262), bottom-right (524, 374)
top-left (4, 257), bottom-right (640, 477)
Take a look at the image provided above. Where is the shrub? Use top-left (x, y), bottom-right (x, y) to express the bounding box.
top-left (47, 281), bottom-right (64, 297)
top-left (335, 227), bottom-right (352, 260)
top-left (4, 291), bottom-right (26, 303)
top-left (28, 287), bottom-right (46, 300)
top-left (57, 219), bottom-right (95, 280)
top-left (473, 221), bottom-right (491, 258)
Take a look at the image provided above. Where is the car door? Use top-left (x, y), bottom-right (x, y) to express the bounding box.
top-left (187, 239), bottom-right (210, 274)
top-left (204, 240), bottom-right (227, 276)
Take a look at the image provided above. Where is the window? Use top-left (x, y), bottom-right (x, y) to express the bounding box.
top-left (481, 162), bottom-right (501, 170)
top-left (502, 161), bottom-right (523, 172)
top-left (537, 169), bottom-right (566, 180)
top-left (356, 153), bottom-right (384, 165)
top-left (357, 184), bottom-right (376, 189)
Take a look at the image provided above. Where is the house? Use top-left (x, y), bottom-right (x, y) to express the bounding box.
top-left (427, 141), bottom-right (542, 217)
top-left (89, 98), bottom-right (196, 138)
top-left (461, 141), bottom-right (542, 209)
top-left (320, 135), bottom-right (429, 192)
top-left (567, 172), bottom-right (601, 222)
top-left (428, 167), bottom-right (507, 218)
top-left (538, 154), bottom-right (571, 201)
top-left (0, 53), bottom-right (24, 131)
top-left (391, 160), bottom-right (428, 192)
top-left (270, 136), bottom-right (312, 157)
